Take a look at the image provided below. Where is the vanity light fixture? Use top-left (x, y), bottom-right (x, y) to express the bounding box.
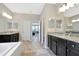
top-left (72, 19), bottom-right (79, 22)
top-left (59, 4), bottom-right (66, 12)
top-left (59, 3), bottom-right (75, 12)
top-left (2, 12), bottom-right (12, 19)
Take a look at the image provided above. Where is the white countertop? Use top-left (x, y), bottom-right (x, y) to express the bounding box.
top-left (48, 33), bottom-right (79, 43)
top-left (0, 31), bottom-right (19, 35)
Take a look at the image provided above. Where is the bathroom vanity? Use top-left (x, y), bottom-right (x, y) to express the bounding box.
top-left (48, 33), bottom-right (79, 56)
top-left (0, 32), bottom-right (19, 42)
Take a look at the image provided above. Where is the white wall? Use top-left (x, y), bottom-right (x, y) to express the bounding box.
top-left (13, 13), bottom-right (40, 41)
top-left (0, 3), bottom-right (13, 19)
top-left (8, 20), bottom-right (39, 41)
top-left (0, 3), bottom-right (40, 41)
top-left (18, 20), bottom-right (31, 41)
top-left (72, 22), bottom-right (79, 31)
top-left (17, 20), bottom-right (40, 41)
top-left (0, 18), bottom-right (8, 32)
top-left (40, 4), bottom-right (58, 48)
top-left (0, 3), bottom-right (13, 32)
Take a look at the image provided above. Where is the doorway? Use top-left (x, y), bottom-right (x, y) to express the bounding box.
top-left (31, 22), bottom-right (40, 42)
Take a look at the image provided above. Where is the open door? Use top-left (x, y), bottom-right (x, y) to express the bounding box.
top-left (31, 22), bottom-right (40, 42)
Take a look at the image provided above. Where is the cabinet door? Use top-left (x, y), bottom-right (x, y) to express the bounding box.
top-left (61, 44), bottom-right (67, 56)
top-left (67, 41), bottom-right (79, 56)
top-left (3, 35), bottom-right (11, 42)
top-left (48, 35), bottom-right (50, 48)
top-left (51, 39), bottom-right (57, 54)
top-left (57, 39), bottom-right (62, 56)
top-left (57, 43), bottom-right (62, 56)
top-left (48, 35), bottom-right (57, 55)
top-left (11, 34), bottom-right (15, 42)
top-left (0, 35), bottom-right (5, 42)
top-left (16, 33), bottom-right (19, 41)
top-left (15, 33), bottom-right (19, 42)
top-left (67, 48), bottom-right (79, 56)
top-left (67, 46), bottom-right (79, 56)
top-left (48, 35), bottom-right (52, 50)
top-left (11, 33), bottom-right (19, 42)
top-left (57, 38), bottom-right (66, 56)
top-left (57, 44), bottom-right (66, 56)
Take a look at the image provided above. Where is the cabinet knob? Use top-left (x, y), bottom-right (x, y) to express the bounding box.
top-left (72, 45), bottom-right (75, 48)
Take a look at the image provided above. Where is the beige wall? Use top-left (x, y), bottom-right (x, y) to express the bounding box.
top-left (40, 4), bottom-right (64, 48)
top-left (0, 3), bottom-right (13, 32)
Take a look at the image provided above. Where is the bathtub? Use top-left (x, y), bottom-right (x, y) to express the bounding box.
top-left (0, 42), bottom-right (22, 56)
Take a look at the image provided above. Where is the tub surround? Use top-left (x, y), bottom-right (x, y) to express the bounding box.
top-left (0, 42), bottom-right (22, 56)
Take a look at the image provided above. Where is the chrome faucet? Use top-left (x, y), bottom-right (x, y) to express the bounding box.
top-left (68, 32), bottom-right (72, 37)
top-left (64, 31), bottom-right (72, 37)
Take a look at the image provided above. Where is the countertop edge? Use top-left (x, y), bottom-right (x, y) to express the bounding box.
top-left (48, 34), bottom-right (79, 43)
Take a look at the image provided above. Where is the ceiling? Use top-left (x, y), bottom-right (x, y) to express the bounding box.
top-left (4, 3), bottom-right (45, 15)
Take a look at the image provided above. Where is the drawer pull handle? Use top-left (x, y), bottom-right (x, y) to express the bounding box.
top-left (72, 45), bottom-right (75, 47)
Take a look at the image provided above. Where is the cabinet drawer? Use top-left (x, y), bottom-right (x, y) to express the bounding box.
top-left (67, 40), bottom-right (79, 51)
top-left (67, 48), bottom-right (79, 56)
top-left (51, 40), bottom-right (56, 54)
top-left (67, 40), bottom-right (79, 56)
top-left (75, 43), bottom-right (79, 49)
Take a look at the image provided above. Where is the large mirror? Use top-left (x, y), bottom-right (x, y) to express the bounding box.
top-left (48, 19), bottom-right (55, 28)
top-left (56, 20), bottom-right (62, 28)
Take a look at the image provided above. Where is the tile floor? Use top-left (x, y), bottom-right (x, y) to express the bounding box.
top-left (21, 40), bottom-right (55, 56)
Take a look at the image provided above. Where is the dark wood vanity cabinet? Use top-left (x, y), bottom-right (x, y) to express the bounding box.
top-left (11, 33), bottom-right (19, 42)
top-left (48, 35), bottom-right (79, 56)
top-left (56, 38), bottom-right (67, 56)
top-left (0, 35), bottom-right (11, 42)
top-left (67, 41), bottom-right (79, 56)
top-left (48, 35), bottom-right (66, 56)
top-left (48, 35), bottom-right (52, 50)
top-left (51, 36), bottom-right (57, 54)
top-left (0, 33), bottom-right (19, 42)
top-left (48, 35), bottom-right (50, 48)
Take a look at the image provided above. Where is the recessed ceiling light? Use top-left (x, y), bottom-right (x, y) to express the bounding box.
top-left (59, 3), bottom-right (75, 12)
